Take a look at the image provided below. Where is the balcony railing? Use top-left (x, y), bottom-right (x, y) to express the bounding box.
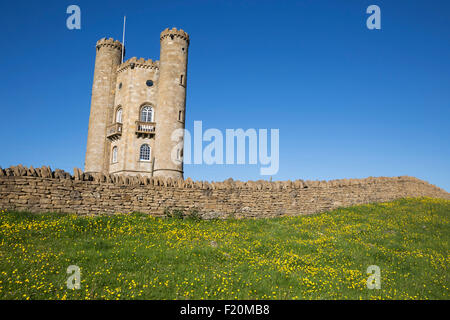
top-left (106, 123), bottom-right (123, 140)
top-left (136, 121), bottom-right (156, 137)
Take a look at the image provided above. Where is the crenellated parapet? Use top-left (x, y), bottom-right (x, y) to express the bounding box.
top-left (160, 27), bottom-right (190, 44)
top-left (117, 57), bottom-right (159, 73)
top-left (96, 37), bottom-right (123, 51)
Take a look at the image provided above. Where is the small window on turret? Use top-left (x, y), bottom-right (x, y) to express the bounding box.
top-left (176, 148), bottom-right (183, 160)
top-left (180, 75), bottom-right (184, 86)
top-left (116, 108), bottom-right (123, 123)
top-left (146, 80), bottom-right (153, 87)
top-left (112, 147), bottom-right (118, 163)
top-left (118, 82), bottom-right (122, 89)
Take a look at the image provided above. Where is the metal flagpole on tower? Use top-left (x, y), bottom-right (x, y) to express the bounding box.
top-left (121, 16), bottom-right (126, 63)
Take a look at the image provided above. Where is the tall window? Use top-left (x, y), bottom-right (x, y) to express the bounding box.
top-left (116, 108), bottom-right (122, 123)
top-left (139, 144), bottom-right (151, 161)
top-left (140, 106), bottom-right (153, 122)
top-left (112, 146), bottom-right (118, 163)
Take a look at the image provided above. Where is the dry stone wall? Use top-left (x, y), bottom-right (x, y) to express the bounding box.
top-left (0, 165), bottom-right (449, 218)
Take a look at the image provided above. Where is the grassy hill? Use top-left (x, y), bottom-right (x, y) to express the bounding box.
top-left (0, 197), bottom-right (448, 300)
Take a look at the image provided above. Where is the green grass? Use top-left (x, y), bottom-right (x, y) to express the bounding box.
top-left (0, 197), bottom-right (448, 300)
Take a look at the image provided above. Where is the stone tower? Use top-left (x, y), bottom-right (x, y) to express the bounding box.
top-left (84, 28), bottom-right (189, 179)
top-left (85, 38), bottom-right (123, 174)
top-left (153, 28), bottom-right (189, 178)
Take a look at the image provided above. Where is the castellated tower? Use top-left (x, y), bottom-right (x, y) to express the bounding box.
top-left (84, 28), bottom-right (189, 179)
top-left (153, 28), bottom-right (189, 178)
top-left (85, 38), bottom-right (123, 174)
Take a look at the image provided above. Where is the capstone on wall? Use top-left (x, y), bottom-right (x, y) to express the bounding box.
top-left (1, 165), bottom-right (449, 219)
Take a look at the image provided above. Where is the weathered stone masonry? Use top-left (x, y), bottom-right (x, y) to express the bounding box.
top-left (85, 28), bottom-right (189, 179)
top-left (0, 165), bottom-right (449, 218)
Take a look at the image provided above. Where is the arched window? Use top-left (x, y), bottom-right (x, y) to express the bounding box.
top-left (116, 108), bottom-right (123, 123)
top-left (139, 144), bottom-right (151, 161)
top-left (140, 106), bottom-right (153, 122)
top-left (112, 146), bottom-right (118, 163)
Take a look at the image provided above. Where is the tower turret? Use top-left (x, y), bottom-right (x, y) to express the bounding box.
top-left (85, 38), bottom-right (123, 174)
top-left (154, 28), bottom-right (190, 179)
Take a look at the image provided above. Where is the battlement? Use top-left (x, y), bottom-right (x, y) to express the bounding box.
top-left (160, 27), bottom-right (190, 44)
top-left (96, 37), bottom-right (123, 51)
top-left (117, 57), bottom-right (159, 73)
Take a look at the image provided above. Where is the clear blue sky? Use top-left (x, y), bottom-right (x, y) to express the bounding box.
top-left (0, 0), bottom-right (449, 191)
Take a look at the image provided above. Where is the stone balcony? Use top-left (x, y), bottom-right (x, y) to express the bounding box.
top-left (106, 123), bottom-right (122, 141)
top-left (136, 121), bottom-right (156, 138)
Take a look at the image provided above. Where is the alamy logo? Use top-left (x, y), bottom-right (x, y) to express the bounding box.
top-left (66, 5), bottom-right (81, 30)
top-left (66, 265), bottom-right (81, 289)
top-left (366, 265), bottom-right (381, 289)
top-left (366, 5), bottom-right (381, 30)
top-left (170, 121), bottom-right (279, 175)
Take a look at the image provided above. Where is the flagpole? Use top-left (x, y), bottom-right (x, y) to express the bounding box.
top-left (121, 16), bottom-right (126, 63)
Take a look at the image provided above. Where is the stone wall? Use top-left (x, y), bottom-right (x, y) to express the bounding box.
top-left (0, 165), bottom-right (448, 218)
